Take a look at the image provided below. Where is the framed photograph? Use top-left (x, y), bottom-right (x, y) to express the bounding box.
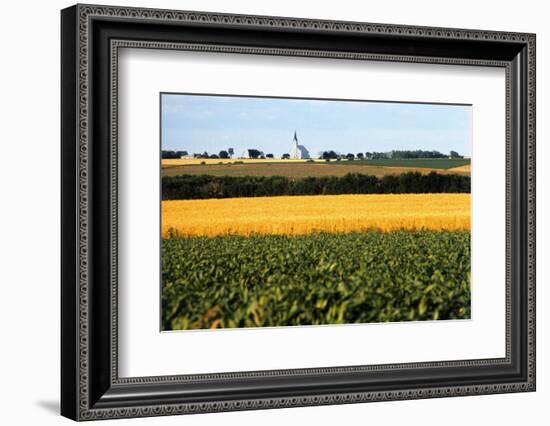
top-left (61, 4), bottom-right (536, 421)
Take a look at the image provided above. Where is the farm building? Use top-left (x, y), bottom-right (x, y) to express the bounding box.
top-left (289, 131), bottom-right (310, 159)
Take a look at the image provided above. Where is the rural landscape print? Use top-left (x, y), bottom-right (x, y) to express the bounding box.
top-left (160, 93), bottom-right (472, 331)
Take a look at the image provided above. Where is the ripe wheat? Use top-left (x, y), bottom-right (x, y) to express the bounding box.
top-left (162, 193), bottom-right (470, 237)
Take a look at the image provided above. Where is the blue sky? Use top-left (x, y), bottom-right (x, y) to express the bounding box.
top-left (161, 94), bottom-right (472, 157)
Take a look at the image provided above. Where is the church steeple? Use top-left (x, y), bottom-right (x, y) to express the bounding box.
top-left (289, 130), bottom-right (310, 160)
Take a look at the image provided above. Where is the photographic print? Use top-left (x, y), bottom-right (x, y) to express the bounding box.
top-left (61, 7), bottom-right (536, 418)
top-left (160, 93), bottom-right (472, 331)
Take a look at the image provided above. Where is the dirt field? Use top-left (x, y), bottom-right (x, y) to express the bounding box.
top-left (162, 162), bottom-right (471, 178)
top-left (447, 165), bottom-right (471, 173)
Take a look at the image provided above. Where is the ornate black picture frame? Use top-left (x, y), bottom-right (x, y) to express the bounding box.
top-left (61, 4), bottom-right (536, 421)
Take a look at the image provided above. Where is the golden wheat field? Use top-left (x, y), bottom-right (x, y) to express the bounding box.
top-left (161, 158), bottom-right (325, 166)
top-left (162, 193), bottom-right (470, 237)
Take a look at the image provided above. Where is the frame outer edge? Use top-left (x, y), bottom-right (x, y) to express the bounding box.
top-left (78, 2), bottom-right (90, 420)
top-left (61, 4), bottom-right (80, 422)
top-left (66, 4), bottom-right (536, 421)
top-left (527, 34), bottom-right (536, 390)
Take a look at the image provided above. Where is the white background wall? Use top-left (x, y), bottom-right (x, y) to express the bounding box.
top-left (0, 0), bottom-right (546, 424)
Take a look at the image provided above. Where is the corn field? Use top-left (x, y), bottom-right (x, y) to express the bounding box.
top-left (162, 231), bottom-right (471, 330)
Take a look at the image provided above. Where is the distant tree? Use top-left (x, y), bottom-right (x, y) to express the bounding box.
top-left (282, 153), bottom-right (290, 159)
top-left (210, 154), bottom-right (219, 159)
top-left (247, 149), bottom-right (262, 159)
top-left (161, 150), bottom-right (177, 159)
top-left (202, 151), bottom-right (210, 158)
top-left (266, 153), bottom-right (274, 159)
top-left (162, 150), bottom-right (190, 159)
top-left (356, 152), bottom-right (364, 159)
top-left (365, 152), bottom-right (372, 159)
top-left (322, 150), bottom-right (338, 160)
top-left (346, 153), bottom-right (355, 161)
top-left (450, 150), bottom-right (462, 158)
top-left (391, 150), bottom-right (447, 159)
top-left (228, 148), bottom-right (234, 158)
top-left (219, 150), bottom-right (229, 159)
top-left (372, 152), bottom-right (390, 159)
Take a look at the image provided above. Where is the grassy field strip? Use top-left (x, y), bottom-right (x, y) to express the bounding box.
top-left (328, 158), bottom-right (470, 169)
top-left (162, 193), bottom-right (470, 237)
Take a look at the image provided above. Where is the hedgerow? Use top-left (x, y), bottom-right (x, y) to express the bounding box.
top-left (162, 172), bottom-right (470, 200)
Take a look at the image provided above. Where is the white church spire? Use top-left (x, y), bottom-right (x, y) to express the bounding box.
top-left (289, 130), bottom-right (310, 160)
